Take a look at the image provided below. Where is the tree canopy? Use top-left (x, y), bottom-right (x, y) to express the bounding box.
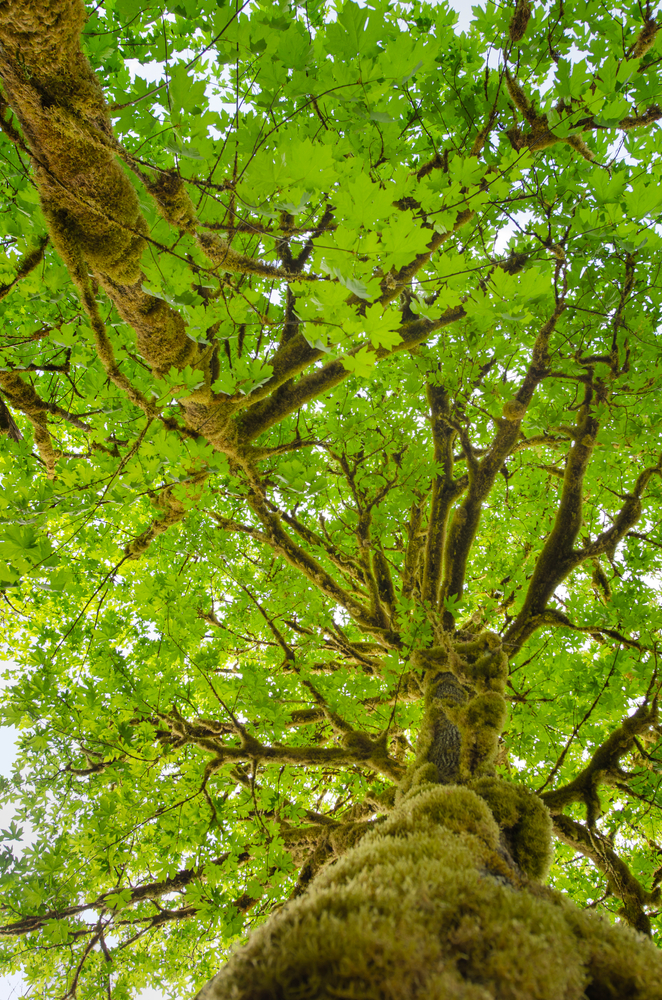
top-left (2, 0), bottom-right (662, 996)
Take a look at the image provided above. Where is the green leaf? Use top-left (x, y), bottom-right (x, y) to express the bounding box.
top-left (379, 212), bottom-right (431, 270)
top-left (341, 345), bottom-right (376, 376)
top-left (168, 62), bottom-right (207, 117)
top-left (364, 303), bottom-right (401, 350)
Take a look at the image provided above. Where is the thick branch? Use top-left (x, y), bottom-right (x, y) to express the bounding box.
top-left (541, 701), bottom-right (658, 824)
top-left (552, 813), bottom-right (657, 935)
top-left (505, 70), bottom-right (661, 159)
top-left (162, 704), bottom-right (404, 782)
top-left (515, 608), bottom-right (644, 652)
top-left (422, 384), bottom-right (464, 606)
top-left (207, 737), bottom-right (404, 782)
top-left (0, 371), bottom-right (59, 476)
top-left (235, 306), bottom-right (466, 443)
top-left (403, 497), bottom-right (426, 598)
top-left (439, 304), bottom-right (565, 625)
top-left (507, 450), bottom-right (661, 653)
top-left (0, 850), bottom-right (250, 938)
top-left (578, 459), bottom-right (662, 562)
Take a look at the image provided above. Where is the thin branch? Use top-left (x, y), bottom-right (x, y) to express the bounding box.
top-left (0, 234), bottom-right (48, 301)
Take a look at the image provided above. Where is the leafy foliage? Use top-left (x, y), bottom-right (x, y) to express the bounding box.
top-left (1, 0), bottom-right (662, 996)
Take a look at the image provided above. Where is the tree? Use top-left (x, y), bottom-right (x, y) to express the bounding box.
top-left (2, 0), bottom-right (662, 995)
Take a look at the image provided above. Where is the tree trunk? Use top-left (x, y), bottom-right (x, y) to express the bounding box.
top-left (196, 775), bottom-right (662, 999)
top-left (196, 635), bottom-right (662, 998)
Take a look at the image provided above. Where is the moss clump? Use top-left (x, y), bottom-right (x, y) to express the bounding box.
top-left (397, 762), bottom-right (439, 797)
top-left (460, 648), bottom-right (508, 693)
top-left (502, 399), bottom-right (527, 422)
top-left (42, 177), bottom-right (147, 286)
top-left (448, 691), bottom-right (508, 778)
top-left (509, 0), bottom-right (531, 43)
top-left (342, 730), bottom-right (377, 756)
top-left (146, 171), bottom-right (197, 230)
top-left (471, 777), bottom-right (553, 881)
top-left (196, 784), bottom-right (662, 1000)
top-left (410, 646), bottom-right (453, 671)
top-left (410, 634), bottom-right (510, 783)
top-left (391, 783), bottom-right (501, 851)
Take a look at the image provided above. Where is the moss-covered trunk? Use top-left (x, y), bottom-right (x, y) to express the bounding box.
top-left (195, 776), bottom-right (662, 1000)
top-left (196, 635), bottom-right (662, 999)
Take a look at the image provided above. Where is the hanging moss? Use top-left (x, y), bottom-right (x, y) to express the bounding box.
top-left (197, 785), bottom-right (662, 1000)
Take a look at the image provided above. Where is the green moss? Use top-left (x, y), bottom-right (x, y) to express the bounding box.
top-left (196, 231), bottom-right (288, 278)
top-left (455, 632), bottom-right (502, 658)
top-left (416, 763), bottom-right (440, 785)
top-left (411, 634), bottom-right (510, 782)
top-left (41, 161), bottom-right (147, 286)
top-left (471, 778), bottom-right (554, 881)
top-left (328, 821), bottom-right (377, 856)
top-left (396, 763), bottom-right (436, 799)
top-left (146, 171), bottom-right (197, 230)
top-left (447, 691), bottom-right (508, 778)
top-left (0, 1), bottom-right (149, 288)
top-left (197, 785), bottom-right (662, 1000)
top-left (342, 731), bottom-right (377, 756)
top-left (465, 649), bottom-right (509, 692)
top-left (391, 784), bottom-right (501, 851)
top-left (410, 646), bottom-right (453, 670)
top-left (452, 633), bottom-right (508, 694)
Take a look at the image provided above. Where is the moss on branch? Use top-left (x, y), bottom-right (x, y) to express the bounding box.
top-left (0, 234), bottom-right (48, 302)
top-left (0, 849), bottom-right (251, 938)
top-left (438, 305), bottom-right (565, 627)
top-left (0, 371), bottom-right (59, 476)
top-left (552, 813), bottom-right (658, 935)
top-left (541, 701), bottom-right (658, 824)
top-left (159, 705), bottom-right (405, 782)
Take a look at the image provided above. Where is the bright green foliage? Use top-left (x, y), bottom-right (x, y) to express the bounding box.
top-left (0, 0), bottom-right (662, 997)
